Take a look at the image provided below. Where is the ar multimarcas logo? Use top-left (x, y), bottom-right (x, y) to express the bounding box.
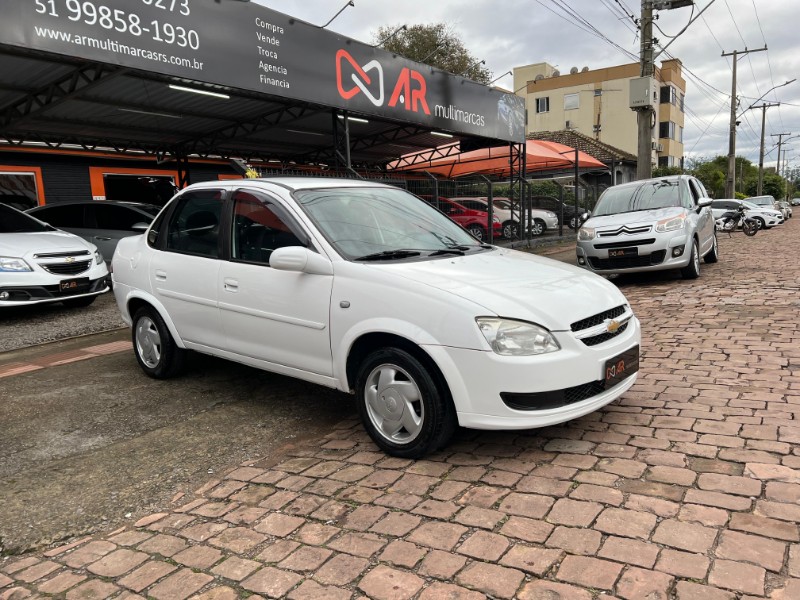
top-left (336, 49), bottom-right (430, 115)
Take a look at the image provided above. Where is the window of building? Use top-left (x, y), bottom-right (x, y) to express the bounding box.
top-left (564, 93), bottom-right (579, 110)
top-left (659, 121), bottom-right (677, 140)
top-left (679, 93), bottom-right (685, 112)
top-left (660, 85), bottom-right (680, 105)
top-left (594, 89), bottom-right (603, 96)
top-left (535, 97), bottom-right (550, 113)
top-left (679, 126), bottom-right (684, 143)
top-left (0, 168), bottom-right (45, 209)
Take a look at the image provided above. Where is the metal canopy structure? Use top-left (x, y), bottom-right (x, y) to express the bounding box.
top-left (0, 47), bottom-right (469, 171)
top-left (0, 0), bottom-right (525, 175)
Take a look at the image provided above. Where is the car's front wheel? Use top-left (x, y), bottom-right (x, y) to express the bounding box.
top-left (466, 224), bottom-right (486, 241)
top-left (704, 233), bottom-right (719, 263)
top-left (680, 240), bottom-right (701, 279)
top-left (355, 347), bottom-right (456, 458)
top-left (132, 306), bottom-right (186, 379)
top-left (530, 219), bottom-right (546, 236)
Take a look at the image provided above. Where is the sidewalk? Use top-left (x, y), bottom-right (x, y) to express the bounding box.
top-left (1, 219), bottom-right (799, 599)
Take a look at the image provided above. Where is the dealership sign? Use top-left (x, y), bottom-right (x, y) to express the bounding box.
top-left (0, 0), bottom-right (525, 142)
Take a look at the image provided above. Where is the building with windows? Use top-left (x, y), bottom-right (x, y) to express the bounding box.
top-left (513, 59), bottom-right (686, 170)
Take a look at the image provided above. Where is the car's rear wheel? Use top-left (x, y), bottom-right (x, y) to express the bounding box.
top-left (62, 295), bottom-right (97, 308)
top-left (704, 233), bottom-right (719, 263)
top-left (502, 220), bottom-right (518, 239)
top-left (355, 347), bottom-right (456, 458)
top-left (466, 224), bottom-right (486, 241)
top-left (680, 240), bottom-right (701, 279)
top-left (530, 219), bottom-right (546, 236)
top-left (132, 306), bottom-right (185, 379)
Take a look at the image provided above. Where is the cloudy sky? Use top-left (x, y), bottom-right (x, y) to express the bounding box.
top-left (254, 0), bottom-right (799, 170)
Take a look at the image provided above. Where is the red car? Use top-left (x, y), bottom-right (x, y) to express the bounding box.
top-left (423, 197), bottom-right (502, 242)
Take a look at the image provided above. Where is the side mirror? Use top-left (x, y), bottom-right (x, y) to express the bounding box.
top-left (698, 198), bottom-right (713, 208)
top-left (581, 211), bottom-right (591, 223)
top-left (132, 222), bottom-right (149, 232)
top-left (270, 246), bottom-right (333, 276)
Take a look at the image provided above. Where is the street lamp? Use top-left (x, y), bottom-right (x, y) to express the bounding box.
top-left (320, 1), bottom-right (354, 29)
top-left (488, 70), bottom-right (512, 86)
top-left (374, 24), bottom-right (406, 47)
top-left (739, 79), bottom-right (796, 117)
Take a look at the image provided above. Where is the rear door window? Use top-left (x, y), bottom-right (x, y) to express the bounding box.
top-left (165, 190), bottom-right (224, 258)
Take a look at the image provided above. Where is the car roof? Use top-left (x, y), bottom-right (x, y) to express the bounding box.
top-left (28, 200), bottom-right (160, 211)
top-left (186, 177), bottom-right (393, 193)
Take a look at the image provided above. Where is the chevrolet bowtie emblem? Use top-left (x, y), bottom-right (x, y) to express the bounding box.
top-left (605, 319), bottom-right (621, 334)
top-left (65, 256), bottom-right (75, 263)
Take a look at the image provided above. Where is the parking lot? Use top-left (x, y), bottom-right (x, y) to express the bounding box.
top-left (1, 218), bottom-right (799, 599)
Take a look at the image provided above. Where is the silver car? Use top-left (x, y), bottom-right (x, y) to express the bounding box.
top-left (576, 175), bottom-right (718, 279)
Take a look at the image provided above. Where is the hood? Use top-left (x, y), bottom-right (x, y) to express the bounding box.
top-left (587, 206), bottom-right (685, 229)
top-left (381, 248), bottom-right (628, 331)
top-left (0, 231), bottom-right (95, 257)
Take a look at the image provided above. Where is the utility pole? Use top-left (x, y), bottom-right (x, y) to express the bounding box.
top-left (772, 132), bottom-right (791, 182)
top-left (721, 46), bottom-right (767, 197)
top-left (636, 1), bottom-right (655, 180)
top-left (754, 103), bottom-right (780, 195)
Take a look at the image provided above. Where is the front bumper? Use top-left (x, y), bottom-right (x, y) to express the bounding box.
top-left (576, 233), bottom-right (692, 274)
top-left (0, 264), bottom-right (110, 306)
top-left (424, 314), bottom-right (641, 430)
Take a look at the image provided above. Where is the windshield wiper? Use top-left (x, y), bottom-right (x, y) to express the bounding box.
top-left (354, 249), bottom-right (421, 261)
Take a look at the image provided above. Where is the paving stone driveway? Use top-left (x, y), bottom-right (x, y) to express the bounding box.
top-left (2, 218), bottom-right (800, 600)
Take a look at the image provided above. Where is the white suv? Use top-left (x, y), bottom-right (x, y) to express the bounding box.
top-left (113, 179), bottom-right (641, 457)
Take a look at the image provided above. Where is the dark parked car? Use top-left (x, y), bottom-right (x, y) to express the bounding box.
top-left (27, 201), bottom-right (160, 264)
top-left (0, 194), bottom-right (38, 211)
top-left (530, 195), bottom-right (591, 229)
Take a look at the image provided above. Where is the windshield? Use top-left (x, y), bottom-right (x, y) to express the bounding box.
top-left (593, 180), bottom-right (683, 216)
top-left (0, 204), bottom-right (52, 233)
top-left (294, 187), bottom-right (482, 260)
top-left (747, 196), bottom-right (774, 206)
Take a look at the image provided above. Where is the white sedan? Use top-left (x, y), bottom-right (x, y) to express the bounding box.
top-left (112, 179), bottom-right (640, 457)
top-left (710, 199), bottom-right (783, 229)
top-left (0, 204), bottom-right (109, 307)
top-left (456, 197), bottom-right (559, 237)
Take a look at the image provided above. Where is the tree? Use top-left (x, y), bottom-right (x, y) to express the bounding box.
top-left (373, 23), bottom-right (492, 84)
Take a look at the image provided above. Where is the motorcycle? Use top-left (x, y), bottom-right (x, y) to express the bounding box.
top-left (715, 204), bottom-right (758, 236)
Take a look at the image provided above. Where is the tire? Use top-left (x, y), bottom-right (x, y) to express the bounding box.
top-left (502, 221), bottom-right (519, 239)
top-left (132, 306), bottom-right (186, 379)
top-left (355, 347), bottom-right (456, 458)
top-left (743, 220), bottom-right (758, 237)
top-left (62, 295), bottom-right (97, 308)
top-left (466, 225), bottom-right (485, 242)
top-left (753, 217), bottom-right (765, 230)
top-left (680, 240), bottom-right (701, 279)
top-left (704, 233), bottom-right (719, 263)
top-left (568, 216), bottom-right (580, 230)
top-left (530, 219), bottom-right (545, 236)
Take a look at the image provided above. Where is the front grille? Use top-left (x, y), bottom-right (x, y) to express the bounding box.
top-left (589, 250), bottom-right (666, 270)
top-left (594, 238), bottom-right (656, 249)
top-left (41, 260), bottom-right (92, 275)
top-left (582, 322), bottom-right (629, 346)
top-left (501, 376), bottom-right (637, 412)
top-left (33, 250), bottom-right (90, 259)
top-left (598, 225), bottom-right (652, 237)
top-left (571, 305), bottom-right (626, 332)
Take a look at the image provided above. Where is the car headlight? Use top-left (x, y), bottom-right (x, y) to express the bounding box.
top-left (545, 211), bottom-right (557, 217)
top-left (0, 257), bottom-right (33, 272)
top-left (493, 217), bottom-right (501, 224)
top-left (655, 215), bottom-right (686, 232)
top-left (477, 318), bottom-right (560, 356)
top-left (577, 226), bottom-right (596, 241)
top-left (95, 251), bottom-right (103, 265)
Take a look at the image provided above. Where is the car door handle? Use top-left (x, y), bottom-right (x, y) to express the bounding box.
top-left (223, 278), bottom-right (239, 292)
top-left (154, 270), bottom-right (167, 281)
top-left (94, 236), bottom-right (112, 241)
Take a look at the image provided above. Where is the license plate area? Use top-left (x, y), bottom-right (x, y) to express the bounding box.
top-left (608, 247), bottom-right (638, 258)
top-left (605, 345), bottom-right (639, 388)
top-left (59, 278), bottom-right (90, 293)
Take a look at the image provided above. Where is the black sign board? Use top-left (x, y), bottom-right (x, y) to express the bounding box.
top-left (0, 0), bottom-right (525, 142)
